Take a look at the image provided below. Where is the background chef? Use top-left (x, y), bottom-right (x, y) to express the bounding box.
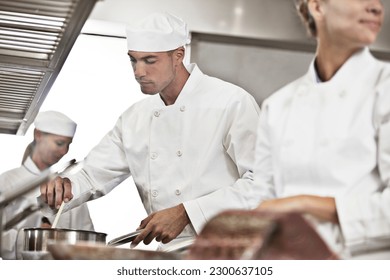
top-left (0, 110), bottom-right (94, 259)
top-left (253, 0), bottom-right (390, 259)
top-left (39, 12), bottom-right (261, 250)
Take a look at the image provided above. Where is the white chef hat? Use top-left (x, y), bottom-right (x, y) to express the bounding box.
top-left (34, 111), bottom-right (77, 137)
top-left (126, 12), bottom-right (191, 52)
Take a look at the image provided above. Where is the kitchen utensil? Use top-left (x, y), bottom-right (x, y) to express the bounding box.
top-left (22, 227), bottom-right (107, 259)
top-left (48, 241), bottom-right (181, 260)
top-left (107, 230), bottom-right (142, 246)
top-left (51, 201), bottom-right (65, 228)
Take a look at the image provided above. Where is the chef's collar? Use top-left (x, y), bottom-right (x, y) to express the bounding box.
top-left (23, 156), bottom-right (41, 175)
top-left (310, 48), bottom-right (372, 85)
top-left (313, 59), bottom-right (323, 83)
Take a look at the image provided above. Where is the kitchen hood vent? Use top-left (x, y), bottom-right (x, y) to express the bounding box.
top-left (0, 0), bottom-right (97, 135)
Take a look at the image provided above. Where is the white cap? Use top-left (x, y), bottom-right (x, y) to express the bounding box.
top-left (126, 12), bottom-right (191, 52)
top-left (34, 111), bottom-right (77, 137)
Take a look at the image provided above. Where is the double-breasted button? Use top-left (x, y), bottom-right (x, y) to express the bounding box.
top-left (180, 106), bottom-right (186, 112)
top-left (175, 189), bottom-right (181, 196)
top-left (176, 150), bottom-right (183, 157)
top-left (154, 111), bottom-right (160, 117)
top-left (151, 152), bottom-right (158, 159)
top-left (151, 190), bottom-right (159, 197)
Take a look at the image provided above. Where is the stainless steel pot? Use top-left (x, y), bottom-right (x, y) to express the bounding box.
top-left (23, 228), bottom-right (107, 252)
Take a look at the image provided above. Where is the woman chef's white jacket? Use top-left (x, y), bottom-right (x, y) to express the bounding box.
top-left (254, 48), bottom-right (390, 259)
top-left (0, 157), bottom-right (94, 259)
top-left (63, 63), bottom-right (261, 248)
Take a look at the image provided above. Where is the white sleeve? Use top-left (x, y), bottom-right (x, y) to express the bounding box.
top-left (252, 101), bottom-right (278, 203)
top-left (336, 78), bottom-right (390, 252)
top-left (57, 115), bottom-right (131, 214)
top-left (183, 93), bottom-right (261, 233)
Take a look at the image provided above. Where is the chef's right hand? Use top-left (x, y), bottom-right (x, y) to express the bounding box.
top-left (40, 176), bottom-right (73, 209)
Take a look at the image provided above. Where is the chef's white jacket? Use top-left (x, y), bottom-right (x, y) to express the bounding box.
top-left (254, 48), bottom-right (390, 259)
top-left (64, 63), bottom-right (261, 248)
top-left (0, 157), bottom-right (94, 259)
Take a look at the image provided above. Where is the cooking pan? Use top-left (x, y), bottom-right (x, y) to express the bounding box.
top-left (23, 227), bottom-right (107, 258)
top-left (48, 241), bottom-right (181, 260)
top-left (46, 230), bottom-right (184, 260)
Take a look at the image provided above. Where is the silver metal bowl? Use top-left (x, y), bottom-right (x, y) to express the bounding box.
top-left (23, 228), bottom-right (107, 252)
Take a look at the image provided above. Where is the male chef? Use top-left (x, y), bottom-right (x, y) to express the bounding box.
top-left (40, 12), bottom-right (260, 250)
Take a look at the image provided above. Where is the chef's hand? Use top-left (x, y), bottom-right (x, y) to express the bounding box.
top-left (40, 217), bottom-right (52, 228)
top-left (40, 176), bottom-right (73, 209)
top-left (256, 195), bottom-right (338, 223)
top-left (131, 204), bottom-right (190, 248)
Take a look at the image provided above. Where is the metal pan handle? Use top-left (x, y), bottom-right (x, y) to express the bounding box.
top-left (107, 230), bottom-right (142, 246)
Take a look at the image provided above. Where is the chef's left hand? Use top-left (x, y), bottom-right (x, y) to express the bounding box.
top-left (256, 195), bottom-right (339, 223)
top-left (131, 203), bottom-right (190, 247)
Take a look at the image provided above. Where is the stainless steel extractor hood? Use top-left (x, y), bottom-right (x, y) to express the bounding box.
top-left (0, 0), bottom-right (98, 135)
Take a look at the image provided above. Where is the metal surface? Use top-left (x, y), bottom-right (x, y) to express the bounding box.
top-left (88, 0), bottom-right (390, 57)
top-left (107, 229), bottom-right (142, 246)
top-left (47, 241), bottom-right (181, 260)
top-left (23, 228), bottom-right (107, 251)
top-left (26, 211), bottom-right (338, 260)
top-left (0, 0), bottom-right (98, 135)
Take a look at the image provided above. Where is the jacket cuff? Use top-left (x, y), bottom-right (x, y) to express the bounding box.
top-left (183, 200), bottom-right (207, 234)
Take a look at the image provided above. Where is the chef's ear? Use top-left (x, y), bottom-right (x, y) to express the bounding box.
top-left (34, 129), bottom-right (44, 141)
top-left (307, 0), bottom-right (325, 22)
top-left (173, 46), bottom-right (185, 62)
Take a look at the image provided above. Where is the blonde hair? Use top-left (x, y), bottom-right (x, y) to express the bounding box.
top-left (295, 0), bottom-right (317, 37)
top-left (21, 141), bottom-right (35, 164)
